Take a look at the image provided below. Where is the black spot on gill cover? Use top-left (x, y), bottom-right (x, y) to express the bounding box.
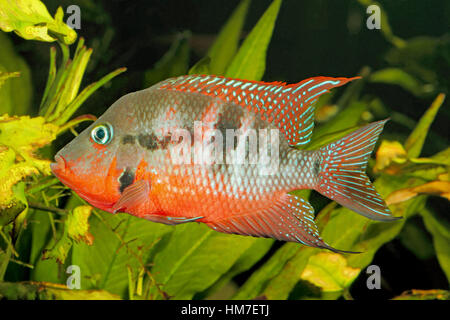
top-left (119, 168), bottom-right (135, 193)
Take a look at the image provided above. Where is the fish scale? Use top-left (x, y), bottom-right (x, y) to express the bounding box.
top-left (51, 74), bottom-right (400, 253)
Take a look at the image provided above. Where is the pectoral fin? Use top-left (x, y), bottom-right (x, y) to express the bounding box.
top-left (112, 179), bottom-right (151, 213)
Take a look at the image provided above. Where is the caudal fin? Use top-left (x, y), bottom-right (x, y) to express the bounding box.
top-left (315, 120), bottom-right (401, 221)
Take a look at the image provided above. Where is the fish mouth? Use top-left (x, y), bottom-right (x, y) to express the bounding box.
top-left (50, 154), bottom-right (116, 212)
top-left (51, 154), bottom-right (76, 191)
top-left (51, 154), bottom-right (67, 176)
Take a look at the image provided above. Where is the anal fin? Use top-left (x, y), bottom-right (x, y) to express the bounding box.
top-left (206, 193), bottom-right (358, 253)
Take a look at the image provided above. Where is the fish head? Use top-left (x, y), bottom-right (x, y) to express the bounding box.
top-left (51, 93), bottom-right (143, 212)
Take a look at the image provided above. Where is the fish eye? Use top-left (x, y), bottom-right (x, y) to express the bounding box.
top-left (91, 123), bottom-right (113, 145)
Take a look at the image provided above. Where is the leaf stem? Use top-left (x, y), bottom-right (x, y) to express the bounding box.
top-left (28, 201), bottom-right (68, 215)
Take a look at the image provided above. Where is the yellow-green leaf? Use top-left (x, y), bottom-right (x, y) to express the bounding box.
top-left (301, 252), bottom-right (361, 293)
top-left (68, 205), bottom-right (94, 245)
top-left (0, 1), bottom-right (76, 44)
top-left (0, 115), bottom-right (57, 224)
top-left (0, 146), bottom-right (36, 213)
top-left (0, 115), bottom-right (58, 159)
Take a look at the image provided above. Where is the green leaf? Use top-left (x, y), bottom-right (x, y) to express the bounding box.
top-left (199, 238), bottom-right (273, 299)
top-left (399, 218), bottom-right (435, 260)
top-left (225, 238), bottom-right (273, 280)
top-left (404, 93), bottom-right (445, 158)
top-left (0, 1), bottom-right (77, 44)
top-left (430, 147), bottom-right (450, 166)
top-left (51, 66), bottom-right (127, 125)
top-left (150, 223), bottom-right (257, 299)
top-left (0, 32), bottom-right (33, 115)
top-left (421, 208), bottom-right (450, 283)
top-left (369, 68), bottom-right (430, 96)
top-left (0, 70), bottom-right (19, 89)
top-left (71, 210), bottom-right (172, 298)
top-left (42, 231), bottom-right (72, 265)
top-left (143, 32), bottom-right (190, 87)
top-left (207, 0), bottom-right (251, 75)
top-left (261, 247), bottom-right (315, 299)
top-left (225, 0), bottom-right (282, 80)
top-left (30, 201), bottom-right (73, 284)
top-left (232, 242), bottom-right (299, 299)
top-left (189, 56), bottom-right (211, 75)
top-left (0, 281), bottom-right (121, 300)
top-left (0, 225), bottom-right (14, 280)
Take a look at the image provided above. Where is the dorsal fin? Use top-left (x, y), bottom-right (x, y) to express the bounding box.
top-left (158, 74), bottom-right (360, 146)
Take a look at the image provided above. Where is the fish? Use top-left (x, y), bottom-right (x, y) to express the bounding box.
top-left (51, 74), bottom-right (400, 253)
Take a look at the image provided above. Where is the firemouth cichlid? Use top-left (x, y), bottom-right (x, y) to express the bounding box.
top-left (51, 74), bottom-right (400, 253)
